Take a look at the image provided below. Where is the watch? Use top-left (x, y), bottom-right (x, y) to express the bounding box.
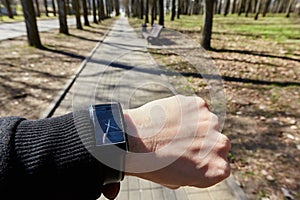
top-left (89, 103), bottom-right (128, 185)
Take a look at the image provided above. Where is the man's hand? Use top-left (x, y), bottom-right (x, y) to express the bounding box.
top-left (123, 95), bottom-right (231, 188)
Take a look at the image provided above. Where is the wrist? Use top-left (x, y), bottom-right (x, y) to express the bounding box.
top-left (123, 110), bottom-right (156, 176)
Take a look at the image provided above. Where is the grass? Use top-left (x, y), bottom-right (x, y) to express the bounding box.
top-left (132, 14), bottom-right (300, 43)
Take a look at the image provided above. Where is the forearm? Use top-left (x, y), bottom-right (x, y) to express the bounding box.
top-left (0, 112), bottom-right (103, 200)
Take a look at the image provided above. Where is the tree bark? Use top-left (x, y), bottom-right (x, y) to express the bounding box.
top-left (44, 0), bottom-right (49, 16)
top-left (171, 0), bottom-right (176, 20)
top-left (82, 0), bottom-right (90, 26)
top-left (35, 0), bottom-right (41, 17)
top-left (231, 0), bottom-right (237, 13)
top-left (145, 0), bottom-right (149, 23)
top-left (245, 0), bottom-right (251, 17)
top-left (254, 0), bottom-right (261, 20)
top-left (72, 0), bottom-right (82, 29)
top-left (237, 0), bottom-right (245, 16)
top-left (92, 0), bottom-right (98, 23)
top-left (201, 0), bottom-right (214, 50)
top-left (158, 0), bottom-right (164, 26)
top-left (262, 0), bottom-right (271, 17)
top-left (57, 0), bottom-right (69, 34)
top-left (114, 0), bottom-right (120, 15)
top-left (140, 0), bottom-right (144, 19)
top-left (3, 0), bottom-right (14, 18)
top-left (224, 0), bottom-right (230, 16)
top-left (285, 0), bottom-right (294, 17)
top-left (177, 0), bottom-right (181, 18)
top-left (98, 0), bottom-right (105, 20)
top-left (20, 0), bottom-right (42, 48)
top-left (52, 0), bottom-right (57, 16)
top-left (217, 0), bottom-right (222, 14)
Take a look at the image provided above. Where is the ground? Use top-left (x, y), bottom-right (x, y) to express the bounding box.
top-left (130, 14), bottom-right (300, 200)
top-left (0, 18), bottom-right (115, 119)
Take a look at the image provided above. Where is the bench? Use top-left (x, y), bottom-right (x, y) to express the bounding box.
top-left (142, 24), bottom-right (163, 44)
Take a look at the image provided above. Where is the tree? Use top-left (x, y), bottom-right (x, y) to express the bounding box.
top-left (20, 0), bottom-right (42, 48)
top-left (140, 0), bottom-right (144, 19)
top-left (262, 0), bottom-right (271, 17)
top-left (245, 0), bottom-right (251, 17)
top-left (177, 0), bottom-right (181, 18)
top-left (44, 0), bottom-right (49, 16)
top-left (52, 0), bottom-right (57, 16)
top-left (237, 0), bottom-right (245, 16)
top-left (254, 0), bottom-right (262, 20)
top-left (114, 0), bottom-right (120, 16)
top-left (92, 0), bottom-right (98, 23)
top-left (231, 0), bottom-right (237, 13)
top-left (82, 0), bottom-right (90, 26)
top-left (201, 0), bottom-right (214, 50)
top-left (171, 0), bottom-right (176, 21)
top-left (57, 0), bottom-right (69, 34)
top-left (97, 0), bottom-right (105, 21)
top-left (72, 0), bottom-right (82, 29)
top-left (2, 0), bottom-right (14, 18)
top-left (35, 0), bottom-right (41, 17)
top-left (158, 0), bottom-right (164, 26)
top-left (224, 0), bottom-right (230, 16)
top-left (145, 0), bottom-right (149, 23)
top-left (285, 0), bottom-right (295, 17)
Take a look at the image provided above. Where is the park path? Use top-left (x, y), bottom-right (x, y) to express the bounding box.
top-left (0, 16), bottom-right (92, 40)
top-left (50, 15), bottom-right (243, 200)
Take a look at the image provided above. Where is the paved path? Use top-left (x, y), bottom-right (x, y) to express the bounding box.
top-left (0, 16), bottom-right (92, 40)
top-left (51, 15), bottom-right (245, 200)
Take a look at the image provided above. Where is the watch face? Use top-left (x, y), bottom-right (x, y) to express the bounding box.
top-left (91, 104), bottom-right (126, 146)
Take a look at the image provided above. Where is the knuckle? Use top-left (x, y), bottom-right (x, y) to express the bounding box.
top-left (218, 160), bottom-right (231, 178)
top-left (219, 134), bottom-right (231, 150)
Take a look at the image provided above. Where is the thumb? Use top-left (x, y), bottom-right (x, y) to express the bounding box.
top-left (102, 182), bottom-right (120, 200)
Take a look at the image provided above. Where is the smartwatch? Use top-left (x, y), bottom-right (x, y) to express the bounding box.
top-left (89, 103), bottom-right (128, 184)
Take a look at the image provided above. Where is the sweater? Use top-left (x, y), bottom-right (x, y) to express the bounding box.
top-left (0, 112), bottom-right (105, 200)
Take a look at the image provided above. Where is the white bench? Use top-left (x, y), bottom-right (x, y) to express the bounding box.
top-left (142, 24), bottom-right (163, 44)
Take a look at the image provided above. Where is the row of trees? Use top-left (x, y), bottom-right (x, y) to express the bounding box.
top-left (17, 0), bottom-right (120, 48)
top-left (126, 0), bottom-right (299, 49)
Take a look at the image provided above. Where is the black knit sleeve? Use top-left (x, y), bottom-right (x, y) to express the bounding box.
top-left (0, 112), bottom-right (104, 200)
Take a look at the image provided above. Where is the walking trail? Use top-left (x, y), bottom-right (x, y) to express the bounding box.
top-left (51, 15), bottom-right (245, 200)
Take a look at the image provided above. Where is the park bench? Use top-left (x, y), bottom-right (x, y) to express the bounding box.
top-left (142, 24), bottom-right (163, 44)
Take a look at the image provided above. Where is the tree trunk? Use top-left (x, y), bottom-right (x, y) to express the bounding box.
top-left (262, 0), bottom-right (271, 17)
top-left (276, 0), bottom-right (284, 13)
top-left (92, 0), bottom-right (98, 23)
top-left (4, 0), bottom-right (14, 18)
top-left (35, 0), bottom-right (41, 17)
top-left (231, 0), bottom-right (237, 13)
top-left (201, 0), bottom-right (214, 50)
top-left (114, 0), bottom-right (120, 15)
top-left (224, 0), bottom-right (230, 16)
top-left (171, 0), bottom-right (176, 20)
top-left (237, 0), bottom-right (245, 16)
top-left (245, 0), bottom-right (251, 17)
top-left (254, 0), bottom-right (261, 20)
top-left (145, 0), bottom-right (149, 23)
top-left (177, 0), bottom-right (181, 18)
top-left (98, 0), bottom-right (105, 20)
top-left (72, 0), bottom-right (82, 29)
top-left (52, 0), bottom-right (57, 16)
top-left (20, 0), bottom-right (42, 48)
top-left (140, 0), bottom-right (144, 19)
top-left (217, 0), bottom-right (222, 14)
top-left (158, 0), bottom-right (164, 26)
top-left (44, 0), bottom-right (49, 16)
top-left (285, 0), bottom-right (294, 17)
top-left (82, 0), bottom-right (90, 26)
top-left (57, 0), bottom-right (69, 34)
top-left (151, 0), bottom-right (155, 25)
